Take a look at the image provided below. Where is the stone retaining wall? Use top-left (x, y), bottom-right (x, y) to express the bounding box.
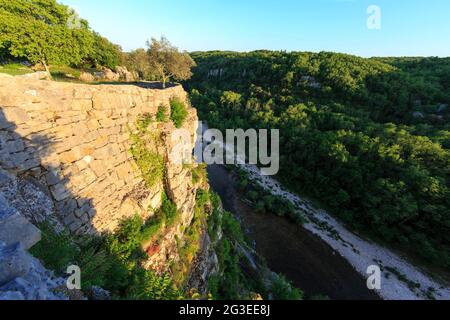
top-left (0, 74), bottom-right (198, 235)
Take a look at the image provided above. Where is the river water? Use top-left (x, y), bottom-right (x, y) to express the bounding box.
top-left (206, 164), bottom-right (380, 300)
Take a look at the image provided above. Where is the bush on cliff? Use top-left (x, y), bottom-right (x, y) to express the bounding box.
top-left (156, 104), bottom-right (169, 122)
top-left (170, 97), bottom-right (188, 128)
top-left (29, 222), bottom-right (78, 273)
top-left (31, 217), bottom-right (181, 299)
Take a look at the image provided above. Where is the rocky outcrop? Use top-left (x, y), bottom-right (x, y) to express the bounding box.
top-left (0, 196), bottom-right (68, 300)
top-left (0, 73), bottom-right (215, 295)
top-left (0, 241), bottom-right (69, 300)
top-left (82, 66), bottom-right (138, 83)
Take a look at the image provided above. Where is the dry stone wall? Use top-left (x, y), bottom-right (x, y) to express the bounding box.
top-left (0, 74), bottom-right (199, 236)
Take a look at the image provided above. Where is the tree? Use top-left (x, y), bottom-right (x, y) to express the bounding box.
top-left (147, 36), bottom-right (196, 88)
top-left (0, 0), bottom-right (120, 73)
top-left (89, 32), bottom-right (122, 69)
top-left (124, 48), bottom-right (151, 79)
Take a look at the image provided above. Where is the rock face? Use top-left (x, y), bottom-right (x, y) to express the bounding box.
top-left (79, 72), bottom-right (95, 83)
top-left (0, 74), bottom-right (214, 292)
top-left (0, 241), bottom-right (69, 300)
top-left (80, 66), bottom-right (137, 83)
top-left (0, 197), bottom-right (68, 300)
top-left (0, 73), bottom-right (197, 235)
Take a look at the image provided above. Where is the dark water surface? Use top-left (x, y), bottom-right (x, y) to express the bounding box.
top-left (207, 164), bottom-right (380, 300)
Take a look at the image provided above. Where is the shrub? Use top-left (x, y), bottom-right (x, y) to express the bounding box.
top-left (29, 223), bottom-right (78, 273)
top-left (137, 113), bottom-right (154, 130)
top-left (161, 192), bottom-right (178, 225)
top-left (30, 216), bottom-right (182, 300)
top-left (105, 215), bottom-right (145, 262)
top-left (156, 104), bottom-right (169, 122)
top-left (170, 97), bottom-right (188, 128)
top-left (270, 275), bottom-right (304, 300)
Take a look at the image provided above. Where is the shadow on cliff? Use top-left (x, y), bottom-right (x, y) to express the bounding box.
top-left (0, 109), bottom-right (97, 235)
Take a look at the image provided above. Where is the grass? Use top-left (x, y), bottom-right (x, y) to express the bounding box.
top-left (0, 63), bottom-right (33, 76)
top-left (50, 65), bottom-right (83, 82)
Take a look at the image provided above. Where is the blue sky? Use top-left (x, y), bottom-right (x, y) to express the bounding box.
top-left (59, 0), bottom-right (450, 57)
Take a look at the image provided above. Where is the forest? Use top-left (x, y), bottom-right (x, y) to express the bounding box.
top-left (185, 51), bottom-right (450, 270)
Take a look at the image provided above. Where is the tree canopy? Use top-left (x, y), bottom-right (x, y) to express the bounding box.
top-left (186, 51), bottom-right (450, 270)
top-left (146, 36), bottom-right (196, 88)
top-left (0, 0), bottom-right (121, 71)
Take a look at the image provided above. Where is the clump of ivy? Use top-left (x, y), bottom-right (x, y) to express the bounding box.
top-left (130, 114), bottom-right (165, 189)
top-left (170, 97), bottom-right (188, 128)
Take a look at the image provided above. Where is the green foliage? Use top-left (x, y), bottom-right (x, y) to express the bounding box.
top-left (156, 104), bottom-right (169, 122)
top-left (30, 216), bottom-right (182, 299)
top-left (0, 0), bottom-right (121, 70)
top-left (105, 215), bottom-right (146, 262)
top-left (161, 192), bottom-right (178, 225)
top-left (192, 163), bottom-right (208, 185)
top-left (187, 51), bottom-right (450, 269)
top-left (269, 275), bottom-right (304, 300)
top-left (0, 63), bottom-right (32, 75)
top-left (235, 171), bottom-right (306, 225)
top-left (136, 113), bottom-right (154, 130)
top-left (130, 117), bottom-right (164, 189)
top-left (128, 269), bottom-right (181, 300)
top-left (170, 97), bottom-right (188, 128)
top-left (147, 36), bottom-right (196, 88)
top-left (29, 222), bottom-right (78, 273)
top-left (171, 189), bottom-right (211, 286)
top-left (89, 32), bottom-right (122, 69)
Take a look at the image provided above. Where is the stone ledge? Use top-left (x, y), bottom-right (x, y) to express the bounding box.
top-left (0, 195), bottom-right (41, 250)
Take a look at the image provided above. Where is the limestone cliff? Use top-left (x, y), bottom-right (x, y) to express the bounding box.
top-left (0, 73), bottom-right (217, 298)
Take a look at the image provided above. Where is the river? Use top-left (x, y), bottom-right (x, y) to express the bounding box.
top-left (198, 122), bottom-right (450, 300)
top-left (207, 164), bottom-right (380, 300)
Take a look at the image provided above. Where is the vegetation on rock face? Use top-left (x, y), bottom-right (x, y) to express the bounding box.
top-left (0, 0), bottom-right (121, 73)
top-left (30, 218), bottom-right (181, 299)
top-left (156, 104), bottom-right (169, 122)
top-left (130, 114), bottom-right (165, 189)
top-left (170, 97), bottom-right (189, 128)
top-left (172, 189), bottom-right (210, 287)
top-left (186, 51), bottom-right (450, 270)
